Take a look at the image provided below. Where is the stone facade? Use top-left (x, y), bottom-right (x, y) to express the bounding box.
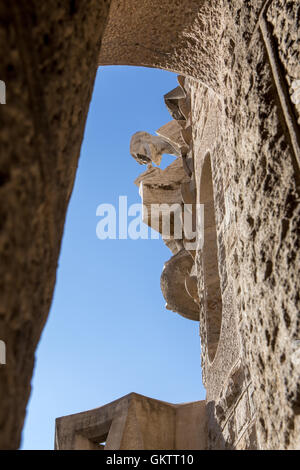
top-left (0, 0), bottom-right (299, 449)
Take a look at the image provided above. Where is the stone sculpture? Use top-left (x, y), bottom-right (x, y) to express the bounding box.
top-left (160, 249), bottom-right (199, 321)
top-left (130, 131), bottom-right (180, 166)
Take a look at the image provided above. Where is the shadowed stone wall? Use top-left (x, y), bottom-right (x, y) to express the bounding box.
top-left (0, 0), bottom-right (111, 449)
top-left (98, 0), bottom-right (222, 90)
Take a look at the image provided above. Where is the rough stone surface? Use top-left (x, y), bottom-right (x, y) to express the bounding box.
top-left (0, 0), bottom-right (111, 450)
top-left (99, 0), bottom-right (222, 90)
top-left (189, 0), bottom-right (300, 450)
top-left (267, 0), bottom-right (300, 126)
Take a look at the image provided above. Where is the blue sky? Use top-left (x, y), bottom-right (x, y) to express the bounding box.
top-left (21, 66), bottom-right (205, 450)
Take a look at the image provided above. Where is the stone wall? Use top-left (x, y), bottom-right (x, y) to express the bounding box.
top-left (190, 79), bottom-right (255, 449)
top-left (98, 0), bottom-right (222, 90)
top-left (189, 0), bottom-right (299, 450)
top-left (0, 0), bottom-right (111, 450)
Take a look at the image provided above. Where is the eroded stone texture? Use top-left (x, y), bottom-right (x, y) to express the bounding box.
top-left (267, 0), bottom-right (300, 111)
top-left (190, 0), bottom-right (300, 450)
top-left (224, 1), bottom-right (299, 449)
top-left (0, 0), bottom-right (111, 450)
top-left (99, 0), bottom-right (222, 90)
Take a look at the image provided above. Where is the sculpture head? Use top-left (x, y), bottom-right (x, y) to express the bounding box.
top-left (130, 131), bottom-right (180, 166)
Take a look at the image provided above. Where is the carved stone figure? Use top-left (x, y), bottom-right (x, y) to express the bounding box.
top-left (130, 131), bottom-right (180, 166)
top-left (160, 249), bottom-right (199, 321)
